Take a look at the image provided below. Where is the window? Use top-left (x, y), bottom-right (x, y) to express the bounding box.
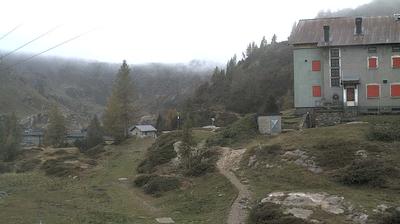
top-left (391, 84), bottom-right (400, 97)
top-left (330, 48), bottom-right (341, 87)
top-left (331, 59), bottom-right (340, 67)
top-left (312, 60), bottom-right (321, 71)
top-left (312, 86), bottom-right (321, 97)
top-left (331, 68), bottom-right (340, 77)
top-left (392, 56), bottom-right (400, 68)
top-left (330, 49), bottom-right (340, 57)
top-left (392, 46), bottom-right (400, 52)
top-left (367, 84), bottom-right (380, 98)
top-left (368, 47), bottom-right (377, 53)
top-left (331, 78), bottom-right (340, 87)
top-left (368, 57), bottom-right (378, 69)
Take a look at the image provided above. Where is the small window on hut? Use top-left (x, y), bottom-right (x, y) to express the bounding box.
top-left (391, 84), bottom-right (400, 97)
top-left (368, 47), bottom-right (377, 53)
top-left (312, 60), bottom-right (321, 71)
top-left (392, 46), bottom-right (400, 53)
top-left (312, 86), bottom-right (321, 97)
top-left (392, 56), bottom-right (400, 68)
top-left (367, 84), bottom-right (380, 98)
top-left (368, 57), bottom-right (378, 69)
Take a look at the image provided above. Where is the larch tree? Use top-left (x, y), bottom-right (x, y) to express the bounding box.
top-left (0, 113), bottom-right (21, 161)
top-left (86, 115), bottom-right (104, 149)
top-left (103, 60), bottom-right (135, 142)
top-left (45, 105), bottom-right (66, 147)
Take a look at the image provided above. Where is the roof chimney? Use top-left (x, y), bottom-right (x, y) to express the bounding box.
top-left (355, 17), bottom-right (363, 35)
top-left (323, 25), bottom-right (330, 43)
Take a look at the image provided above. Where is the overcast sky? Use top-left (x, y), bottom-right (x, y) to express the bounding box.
top-left (0, 0), bottom-right (372, 64)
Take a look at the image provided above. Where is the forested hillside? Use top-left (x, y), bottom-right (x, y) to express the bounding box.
top-left (0, 54), bottom-right (212, 127)
top-left (317, 0), bottom-right (400, 18)
top-left (184, 39), bottom-right (293, 126)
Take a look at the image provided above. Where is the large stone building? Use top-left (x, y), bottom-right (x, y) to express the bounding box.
top-left (290, 15), bottom-right (400, 114)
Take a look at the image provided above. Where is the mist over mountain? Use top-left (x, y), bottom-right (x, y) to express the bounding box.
top-left (317, 0), bottom-right (400, 18)
top-left (0, 53), bottom-right (214, 127)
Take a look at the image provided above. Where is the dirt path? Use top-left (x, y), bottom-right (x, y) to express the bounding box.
top-left (217, 147), bottom-right (252, 224)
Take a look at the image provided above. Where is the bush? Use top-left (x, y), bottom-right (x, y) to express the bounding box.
top-left (379, 207), bottom-right (400, 224)
top-left (137, 132), bottom-right (180, 173)
top-left (248, 202), bottom-right (310, 224)
top-left (40, 158), bottom-right (77, 177)
top-left (16, 158), bottom-right (41, 173)
top-left (206, 114), bottom-right (257, 146)
top-left (141, 175), bottom-right (180, 195)
top-left (183, 147), bottom-right (219, 177)
top-left (368, 123), bottom-right (400, 142)
top-left (133, 174), bottom-right (157, 187)
top-left (84, 144), bottom-right (106, 158)
top-left (336, 158), bottom-right (388, 187)
top-left (0, 162), bottom-right (13, 174)
top-left (313, 140), bottom-right (358, 170)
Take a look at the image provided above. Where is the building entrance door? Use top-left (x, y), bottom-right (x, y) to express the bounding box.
top-left (345, 87), bottom-right (357, 107)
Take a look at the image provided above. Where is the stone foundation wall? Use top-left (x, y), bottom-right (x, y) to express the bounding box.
top-left (314, 111), bottom-right (342, 127)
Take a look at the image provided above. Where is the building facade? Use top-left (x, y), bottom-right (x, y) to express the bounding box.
top-left (129, 125), bottom-right (157, 138)
top-left (291, 16), bottom-right (400, 114)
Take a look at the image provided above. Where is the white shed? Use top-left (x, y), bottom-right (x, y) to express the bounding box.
top-left (129, 125), bottom-right (157, 138)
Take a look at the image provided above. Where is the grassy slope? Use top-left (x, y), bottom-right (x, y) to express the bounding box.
top-left (237, 116), bottom-right (400, 223)
top-left (0, 133), bottom-right (235, 224)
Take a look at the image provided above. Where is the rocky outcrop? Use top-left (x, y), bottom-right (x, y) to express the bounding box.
top-left (261, 192), bottom-right (368, 224)
top-left (282, 149), bottom-right (322, 174)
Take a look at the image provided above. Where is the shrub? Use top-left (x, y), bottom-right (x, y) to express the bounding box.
top-left (206, 114), bottom-right (257, 146)
top-left (248, 202), bottom-right (310, 224)
top-left (336, 158), bottom-right (388, 187)
top-left (141, 175), bottom-right (180, 195)
top-left (368, 123), bottom-right (400, 142)
top-left (379, 207), bottom-right (400, 224)
top-left (137, 132), bottom-right (180, 173)
top-left (0, 162), bottom-right (13, 174)
top-left (183, 147), bottom-right (219, 177)
top-left (133, 174), bottom-right (157, 187)
top-left (84, 144), bottom-right (106, 158)
top-left (40, 158), bottom-right (77, 177)
top-left (16, 158), bottom-right (41, 173)
top-left (313, 140), bottom-right (358, 170)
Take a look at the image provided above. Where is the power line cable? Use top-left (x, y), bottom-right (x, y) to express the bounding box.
top-left (0, 24), bottom-right (23, 42)
top-left (0, 25), bottom-right (62, 60)
top-left (0, 28), bottom-right (97, 72)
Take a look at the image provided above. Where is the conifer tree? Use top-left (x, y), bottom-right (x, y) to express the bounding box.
top-left (180, 114), bottom-right (194, 171)
top-left (45, 105), bottom-right (66, 147)
top-left (0, 113), bottom-right (21, 161)
top-left (86, 115), bottom-right (104, 149)
top-left (103, 60), bottom-right (135, 142)
top-left (155, 114), bottom-right (164, 132)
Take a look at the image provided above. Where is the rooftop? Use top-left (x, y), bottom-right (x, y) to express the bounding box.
top-left (130, 125), bottom-right (157, 132)
top-left (290, 16), bottom-right (400, 47)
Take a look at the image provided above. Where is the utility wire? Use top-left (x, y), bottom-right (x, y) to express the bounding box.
top-left (0, 25), bottom-right (62, 60)
top-left (0, 24), bottom-right (23, 42)
top-left (1, 28), bottom-right (97, 72)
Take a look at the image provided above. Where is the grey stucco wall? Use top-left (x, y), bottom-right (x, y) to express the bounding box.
top-left (294, 47), bottom-right (323, 108)
top-left (294, 45), bottom-right (400, 109)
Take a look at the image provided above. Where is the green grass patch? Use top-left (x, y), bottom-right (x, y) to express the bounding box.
top-left (206, 114), bottom-right (257, 147)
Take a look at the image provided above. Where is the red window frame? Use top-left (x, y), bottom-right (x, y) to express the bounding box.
top-left (368, 57), bottom-right (378, 69)
top-left (392, 56), bottom-right (400, 68)
top-left (391, 84), bottom-right (400, 97)
top-left (312, 60), bottom-right (321, 71)
top-left (367, 84), bottom-right (380, 98)
top-left (312, 85), bottom-right (321, 97)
